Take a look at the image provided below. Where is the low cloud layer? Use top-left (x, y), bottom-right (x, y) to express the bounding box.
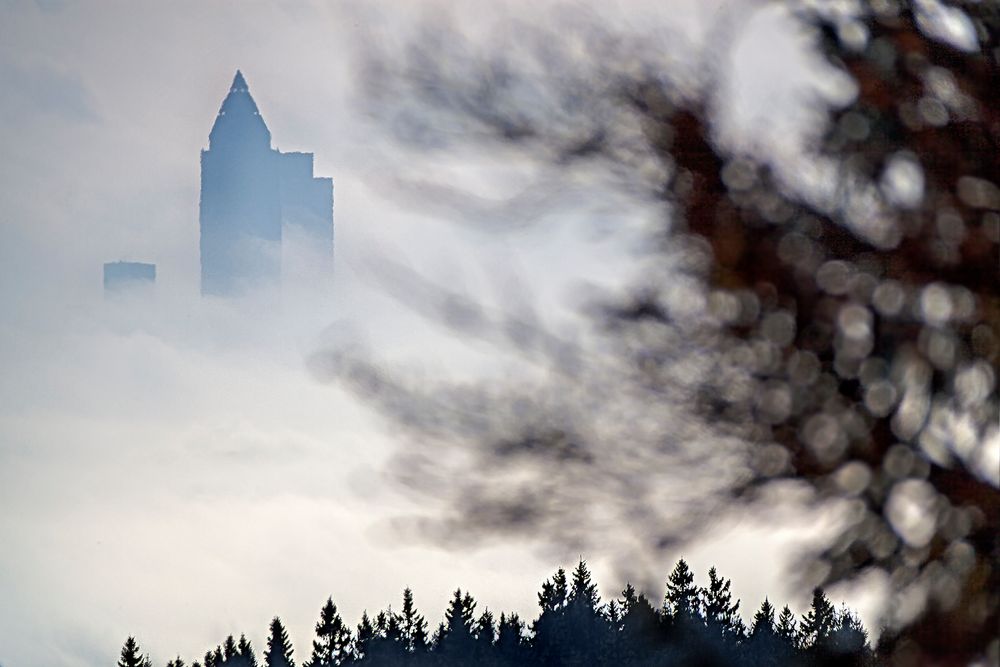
top-left (0, 2), bottom-right (885, 665)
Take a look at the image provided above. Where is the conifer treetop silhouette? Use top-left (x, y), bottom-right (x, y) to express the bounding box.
top-left (264, 616), bottom-right (295, 667)
top-left (127, 558), bottom-right (875, 667)
top-left (117, 636), bottom-right (152, 667)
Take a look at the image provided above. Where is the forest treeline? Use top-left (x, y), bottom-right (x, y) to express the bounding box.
top-left (118, 559), bottom-right (877, 667)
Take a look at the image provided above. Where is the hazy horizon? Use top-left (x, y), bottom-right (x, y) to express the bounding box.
top-left (0, 2), bottom-right (887, 665)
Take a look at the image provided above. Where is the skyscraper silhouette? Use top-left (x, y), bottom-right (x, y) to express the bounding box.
top-left (199, 71), bottom-right (333, 297)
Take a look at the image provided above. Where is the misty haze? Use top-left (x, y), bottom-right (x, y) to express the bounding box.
top-left (0, 2), bottom-right (996, 667)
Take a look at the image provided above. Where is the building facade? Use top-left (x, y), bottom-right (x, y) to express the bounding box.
top-left (199, 71), bottom-right (333, 297)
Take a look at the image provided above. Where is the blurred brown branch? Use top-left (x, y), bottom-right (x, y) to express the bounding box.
top-left (319, 1), bottom-right (999, 662)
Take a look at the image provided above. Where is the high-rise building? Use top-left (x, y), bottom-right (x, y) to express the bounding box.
top-left (103, 261), bottom-right (156, 294)
top-left (200, 71), bottom-right (334, 297)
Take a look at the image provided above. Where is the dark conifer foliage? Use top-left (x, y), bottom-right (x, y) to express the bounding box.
top-left (662, 558), bottom-right (702, 643)
top-left (702, 566), bottom-right (744, 643)
top-left (235, 634), bottom-right (259, 667)
top-left (799, 588), bottom-right (838, 650)
top-left (117, 637), bottom-right (152, 667)
top-left (305, 597), bottom-right (354, 667)
top-left (399, 588), bottom-right (429, 655)
top-left (199, 633), bottom-right (258, 667)
top-left (495, 612), bottom-right (528, 664)
top-left (264, 617), bottom-right (296, 667)
top-left (147, 559), bottom-right (876, 666)
top-left (436, 589), bottom-right (477, 659)
top-left (777, 604), bottom-right (799, 646)
top-left (354, 612), bottom-right (376, 663)
top-left (751, 598), bottom-right (776, 637)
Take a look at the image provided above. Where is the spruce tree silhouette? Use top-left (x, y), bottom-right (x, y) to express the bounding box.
top-left (618, 584), bottom-right (661, 665)
top-left (117, 637), bottom-right (152, 667)
top-left (128, 557), bottom-right (880, 666)
top-left (776, 605), bottom-right (799, 647)
top-left (475, 608), bottom-right (497, 645)
top-left (437, 589), bottom-right (477, 660)
top-left (563, 559), bottom-right (606, 665)
top-left (751, 598), bottom-right (776, 636)
top-left (399, 588), bottom-right (429, 654)
top-left (264, 617), bottom-right (296, 667)
top-left (305, 598), bottom-right (353, 667)
top-left (702, 566), bottom-right (744, 642)
top-left (535, 568), bottom-right (568, 613)
top-left (223, 635), bottom-right (239, 663)
top-left (367, 606), bottom-right (406, 664)
top-left (532, 567), bottom-right (571, 665)
top-left (823, 605), bottom-right (871, 665)
top-left (495, 612), bottom-right (528, 663)
top-left (354, 612), bottom-right (376, 662)
top-left (745, 599), bottom-right (791, 667)
top-left (568, 559), bottom-right (601, 612)
top-left (662, 559), bottom-right (701, 630)
top-left (234, 634), bottom-right (258, 667)
top-left (799, 587), bottom-right (838, 650)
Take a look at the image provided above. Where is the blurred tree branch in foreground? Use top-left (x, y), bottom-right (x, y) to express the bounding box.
top-left (315, 1), bottom-right (998, 662)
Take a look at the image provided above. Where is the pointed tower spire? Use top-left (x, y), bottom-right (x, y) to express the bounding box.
top-left (231, 70), bottom-right (248, 93)
top-left (208, 69), bottom-right (271, 150)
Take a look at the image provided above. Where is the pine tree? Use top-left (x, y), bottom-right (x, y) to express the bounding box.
top-left (702, 566), bottom-right (744, 641)
top-left (438, 589), bottom-right (477, 656)
top-left (828, 604), bottom-right (869, 657)
top-left (476, 609), bottom-right (496, 644)
top-left (430, 621), bottom-right (447, 651)
top-left (354, 612), bottom-right (376, 662)
top-left (537, 568), bottom-right (568, 612)
top-left (472, 608), bottom-right (496, 662)
top-left (305, 597), bottom-right (353, 667)
top-left (496, 613), bottom-right (525, 655)
top-left (746, 598), bottom-right (786, 667)
top-left (568, 559), bottom-right (600, 612)
top-left (399, 587), bottom-right (429, 653)
top-left (532, 567), bottom-right (573, 664)
top-left (461, 593), bottom-right (478, 631)
top-left (619, 586), bottom-right (661, 663)
top-left (264, 617), bottom-right (295, 667)
top-left (166, 658), bottom-right (186, 667)
top-left (604, 599), bottom-right (622, 632)
top-left (799, 588), bottom-right (837, 649)
top-left (224, 635), bottom-right (239, 662)
top-left (367, 606), bottom-right (406, 663)
top-left (619, 583), bottom-right (640, 614)
top-left (776, 605), bottom-right (798, 646)
top-left (561, 559), bottom-right (606, 663)
top-left (236, 634), bottom-right (258, 667)
top-left (384, 607), bottom-right (404, 646)
top-left (374, 610), bottom-right (388, 637)
top-left (117, 637), bottom-right (151, 667)
top-left (663, 559), bottom-right (700, 621)
top-left (751, 598), bottom-right (776, 636)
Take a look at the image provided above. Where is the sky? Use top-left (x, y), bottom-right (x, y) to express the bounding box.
top-left (0, 1), bottom-right (883, 665)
